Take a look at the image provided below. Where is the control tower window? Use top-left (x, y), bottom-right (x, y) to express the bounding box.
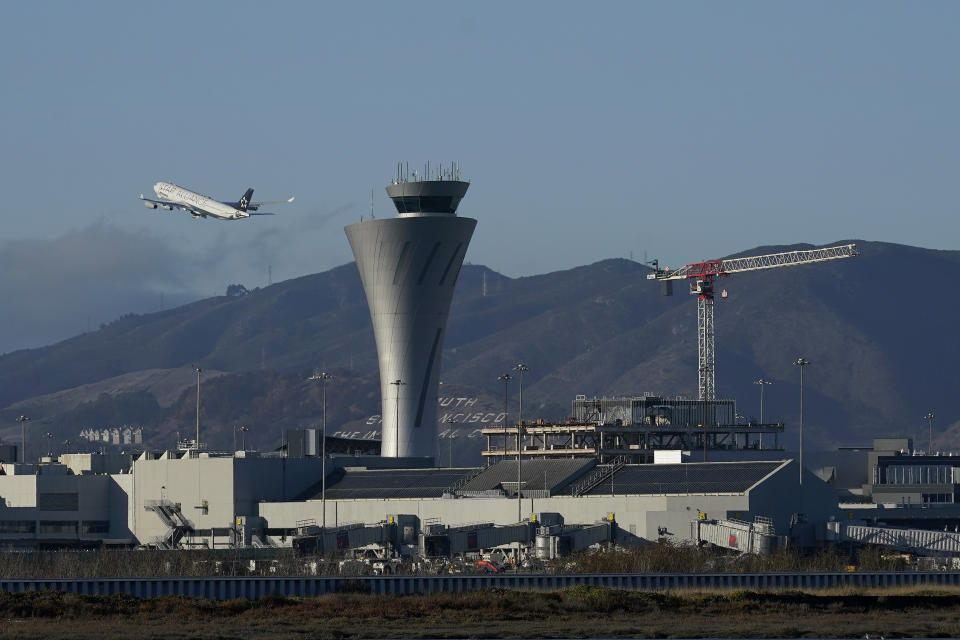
top-left (391, 196), bottom-right (462, 214)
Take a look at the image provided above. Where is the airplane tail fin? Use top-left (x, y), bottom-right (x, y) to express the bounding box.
top-left (238, 188), bottom-right (254, 212)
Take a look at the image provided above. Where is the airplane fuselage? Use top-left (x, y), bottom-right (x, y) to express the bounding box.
top-left (153, 182), bottom-right (248, 220)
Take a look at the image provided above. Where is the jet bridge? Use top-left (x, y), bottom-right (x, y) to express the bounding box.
top-left (828, 522), bottom-right (960, 555)
top-left (534, 519), bottom-right (616, 560)
top-left (420, 521), bottom-right (535, 557)
top-left (693, 516), bottom-right (782, 554)
top-left (292, 520), bottom-right (398, 557)
top-left (421, 513), bottom-right (616, 559)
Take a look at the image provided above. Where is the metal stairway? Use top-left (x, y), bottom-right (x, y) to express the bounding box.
top-left (570, 455), bottom-right (628, 497)
top-left (443, 467), bottom-right (486, 497)
top-left (144, 500), bottom-right (195, 549)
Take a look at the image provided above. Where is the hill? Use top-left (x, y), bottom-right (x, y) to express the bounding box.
top-left (1, 240), bottom-right (958, 460)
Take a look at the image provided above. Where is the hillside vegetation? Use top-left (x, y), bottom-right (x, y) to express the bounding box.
top-left (2, 241), bottom-right (959, 457)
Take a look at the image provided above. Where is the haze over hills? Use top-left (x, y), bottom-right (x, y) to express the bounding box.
top-left (1, 240), bottom-right (957, 461)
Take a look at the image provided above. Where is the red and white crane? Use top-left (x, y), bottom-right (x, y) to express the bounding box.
top-left (646, 244), bottom-right (859, 401)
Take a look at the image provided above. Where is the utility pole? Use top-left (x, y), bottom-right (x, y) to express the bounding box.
top-left (195, 367), bottom-right (202, 451)
top-left (320, 373), bottom-right (331, 527)
top-left (513, 363), bottom-right (529, 524)
top-left (498, 373), bottom-right (511, 463)
top-left (794, 358), bottom-right (809, 486)
top-left (447, 417), bottom-right (455, 468)
top-left (309, 370), bottom-right (333, 529)
top-left (924, 412), bottom-right (936, 453)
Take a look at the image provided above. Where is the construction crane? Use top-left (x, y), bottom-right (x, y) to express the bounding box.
top-left (646, 244), bottom-right (859, 401)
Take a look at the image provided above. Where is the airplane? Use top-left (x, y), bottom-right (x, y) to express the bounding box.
top-left (139, 181), bottom-right (294, 220)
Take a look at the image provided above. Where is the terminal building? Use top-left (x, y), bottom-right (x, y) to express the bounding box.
top-left (0, 452), bottom-right (838, 551)
top-left (0, 434), bottom-right (952, 553)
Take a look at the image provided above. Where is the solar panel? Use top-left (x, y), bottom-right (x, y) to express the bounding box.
top-left (576, 461), bottom-right (784, 496)
top-left (457, 459), bottom-right (595, 495)
top-left (321, 468), bottom-right (479, 500)
top-left (318, 460), bottom-right (785, 500)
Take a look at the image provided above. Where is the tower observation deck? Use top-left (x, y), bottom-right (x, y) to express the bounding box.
top-left (345, 163), bottom-right (476, 459)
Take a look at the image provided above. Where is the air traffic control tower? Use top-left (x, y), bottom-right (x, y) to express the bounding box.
top-left (345, 163), bottom-right (476, 459)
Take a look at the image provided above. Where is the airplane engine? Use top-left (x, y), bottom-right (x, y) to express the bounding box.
top-left (161, 204), bottom-right (173, 210)
top-left (144, 202), bottom-right (157, 209)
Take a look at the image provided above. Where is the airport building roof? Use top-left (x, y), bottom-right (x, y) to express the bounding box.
top-left (314, 459), bottom-right (787, 501)
top-left (457, 458), bottom-right (595, 496)
top-left (575, 461), bottom-right (786, 496)
top-left (319, 467), bottom-right (478, 500)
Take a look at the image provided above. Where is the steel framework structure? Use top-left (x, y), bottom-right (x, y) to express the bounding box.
top-left (698, 292), bottom-right (716, 401)
top-left (480, 421), bottom-right (784, 464)
top-left (647, 244), bottom-right (859, 400)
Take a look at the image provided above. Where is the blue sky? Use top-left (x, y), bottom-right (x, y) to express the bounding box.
top-left (1, 1), bottom-right (958, 352)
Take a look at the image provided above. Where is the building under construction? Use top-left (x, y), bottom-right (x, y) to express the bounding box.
top-left (481, 395), bottom-right (784, 464)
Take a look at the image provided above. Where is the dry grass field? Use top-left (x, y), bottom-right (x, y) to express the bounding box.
top-left (0, 586), bottom-right (958, 639)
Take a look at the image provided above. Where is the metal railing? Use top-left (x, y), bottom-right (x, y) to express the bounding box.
top-left (571, 455), bottom-right (628, 497)
top-left (442, 467), bottom-right (485, 496)
top-left (2, 570), bottom-right (958, 600)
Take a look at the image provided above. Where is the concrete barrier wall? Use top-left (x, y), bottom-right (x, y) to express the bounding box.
top-left (1, 571), bottom-right (959, 600)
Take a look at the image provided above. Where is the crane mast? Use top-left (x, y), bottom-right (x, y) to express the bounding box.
top-left (647, 244), bottom-right (859, 401)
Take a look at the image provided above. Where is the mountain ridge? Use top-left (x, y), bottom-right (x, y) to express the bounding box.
top-left (1, 240), bottom-right (957, 459)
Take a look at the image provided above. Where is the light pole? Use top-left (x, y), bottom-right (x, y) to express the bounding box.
top-left (389, 379), bottom-right (405, 458)
top-left (320, 373), bottom-right (331, 526)
top-left (513, 363), bottom-right (529, 523)
top-left (44, 432), bottom-right (54, 457)
top-left (446, 417), bottom-right (455, 468)
top-left (793, 358), bottom-right (809, 486)
top-left (754, 378), bottom-right (772, 450)
top-left (195, 367), bottom-right (202, 451)
top-left (498, 373), bottom-right (511, 463)
top-left (309, 370), bottom-right (333, 528)
top-left (16, 416), bottom-right (30, 463)
top-left (239, 426), bottom-right (249, 451)
top-left (924, 412), bottom-right (935, 453)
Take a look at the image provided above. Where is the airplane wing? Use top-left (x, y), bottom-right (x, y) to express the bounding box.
top-left (246, 196), bottom-right (295, 211)
top-left (139, 194), bottom-right (172, 207)
top-left (139, 194), bottom-right (200, 215)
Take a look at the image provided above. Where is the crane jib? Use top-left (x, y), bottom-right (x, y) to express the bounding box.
top-left (648, 244), bottom-right (859, 282)
top-left (684, 260), bottom-right (725, 280)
